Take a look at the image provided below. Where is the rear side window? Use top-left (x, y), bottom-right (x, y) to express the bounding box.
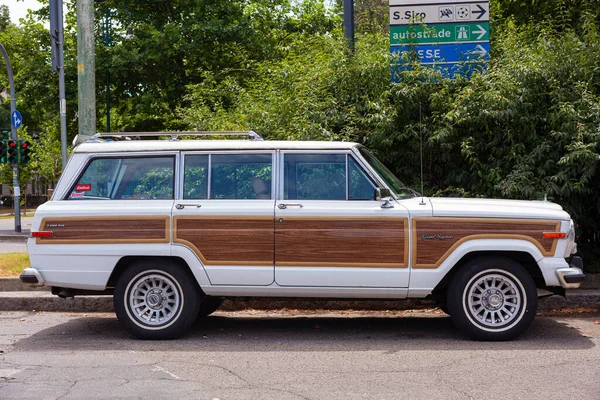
top-left (68, 156), bottom-right (175, 200)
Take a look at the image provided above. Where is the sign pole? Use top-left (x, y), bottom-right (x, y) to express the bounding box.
top-left (343, 0), bottom-right (355, 52)
top-left (0, 43), bottom-right (21, 233)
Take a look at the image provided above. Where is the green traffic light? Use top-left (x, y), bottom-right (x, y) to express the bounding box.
top-left (0, 140), bottom-right (6, 164)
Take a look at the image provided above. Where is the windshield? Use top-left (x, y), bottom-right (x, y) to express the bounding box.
top-left (358, 147), bottom-right (415, 199)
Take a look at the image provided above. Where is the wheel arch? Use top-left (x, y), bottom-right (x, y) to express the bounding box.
top-left (431, 251), bottom-right (543, 299)
top-left (107, 256), bottom-right (205, 290)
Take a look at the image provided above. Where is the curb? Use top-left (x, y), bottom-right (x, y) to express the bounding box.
top-left (0, 277), bottom-right (48, 292)
top-left (0, 234), bottom-right (28, 243)
top-left (0, 290), bottom-right (597, 313)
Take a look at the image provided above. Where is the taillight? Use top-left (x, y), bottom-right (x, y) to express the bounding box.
top-left (31, 231), bottom-right (53, 238)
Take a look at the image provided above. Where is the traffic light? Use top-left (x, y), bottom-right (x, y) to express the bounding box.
top-left (0, 141), bottom-right (6, 164)
top-left (7, 140), bottom-right (18, 164)
top-left (19, 140), bottom-right (31, 164)
top-left (1, 130), bottom-right (8, 140)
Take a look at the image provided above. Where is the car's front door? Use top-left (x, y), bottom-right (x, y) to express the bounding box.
top-left (275, 151), bottom-right (410, 288)
top-left (172, 151), bottom-right (276, 286)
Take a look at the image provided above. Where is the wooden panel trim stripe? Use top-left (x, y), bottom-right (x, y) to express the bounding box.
top-left (173, 215), bottom-right (274, 266)
top-left (412, 217), bottom-right (562, 269)
top-left (275, 216), bottom-right (409, 269)
top-left (36, 216), bottom-right (171, 244)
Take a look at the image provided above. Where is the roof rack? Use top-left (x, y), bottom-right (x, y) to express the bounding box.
top-left (85, 130), bottom-right (264, 143)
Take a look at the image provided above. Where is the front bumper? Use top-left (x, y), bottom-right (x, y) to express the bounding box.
top-left (556, 256), bottom-right (585, 289)
top-left (19, 268), bottom-right (45, 287)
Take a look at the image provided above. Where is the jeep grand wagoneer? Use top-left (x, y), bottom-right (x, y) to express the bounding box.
top-left (20, 131), bottom-right (584, 340)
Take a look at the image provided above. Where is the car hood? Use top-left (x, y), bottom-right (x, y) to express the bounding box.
top-left (428, 197), bottom-right (570, 220)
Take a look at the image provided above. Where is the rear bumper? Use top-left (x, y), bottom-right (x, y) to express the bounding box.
top-left (556, 256), bottom-right (585, 289)
top-left (19, 268), bottom-right (45, 287)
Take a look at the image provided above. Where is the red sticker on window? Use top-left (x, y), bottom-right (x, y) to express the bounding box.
top-left (76, 184), bottom-right (91, 191)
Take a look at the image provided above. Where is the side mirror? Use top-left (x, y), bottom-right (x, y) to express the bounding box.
top-left (374, 188), bottom-right (394, 208)
top-left (374, 188), bottom-right (391, 201)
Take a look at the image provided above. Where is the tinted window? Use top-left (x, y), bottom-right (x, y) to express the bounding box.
top-left (349, 157), bottom-right (376, 200)
top-left (210, 154), bottom-right (272, 200)
top-left (69, 157), bottom-right (175, 200)
top-left (284, 154), bottom-right (346, 200)
top-left (183, 155), bottom-right (208, 199)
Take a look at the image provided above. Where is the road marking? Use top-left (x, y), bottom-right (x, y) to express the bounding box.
top-left (152, 365), bottom-right (181, 380)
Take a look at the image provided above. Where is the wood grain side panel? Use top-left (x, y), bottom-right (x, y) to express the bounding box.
top-left (276, 218), bottom-right (408, 268)
top-left (413, 218), bottom-right (561, 269)
top-left (173, 217), bottom-right (274, 266)
top-left (37, 216), bottom-right (170, 244)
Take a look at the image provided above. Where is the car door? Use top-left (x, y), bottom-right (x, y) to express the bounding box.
top-left (172, 151), bottom-right (276, 286)
top-left (275, 151), bottom-right (410, 288)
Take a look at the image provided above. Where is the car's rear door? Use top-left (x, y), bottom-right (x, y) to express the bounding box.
top-left (172, 151), bottom-right (276, 286)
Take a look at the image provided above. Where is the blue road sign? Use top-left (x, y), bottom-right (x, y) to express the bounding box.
top-left (11, 110), bottom-right (22, 129)
top-left (391, 61), bottom-right (487, 82)
top-left (391, 43), bottom-right (489, 64)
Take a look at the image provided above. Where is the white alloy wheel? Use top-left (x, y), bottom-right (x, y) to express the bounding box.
top-left (125, 270), bottom-right (183, 329)
top-left (463, 270), bottom-right (525, 332)
top-left (447, 256), bottom-right (537, 341)
top-left (114, 261), bottom-right (201, 340)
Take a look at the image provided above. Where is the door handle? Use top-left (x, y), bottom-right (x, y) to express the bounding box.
top-left (277, 203), bottom-right (303, 209)
top-left (175, 203), bottom-right (202, 210)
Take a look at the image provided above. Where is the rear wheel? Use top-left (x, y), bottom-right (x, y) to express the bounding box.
top-left (114, 261), bottom-right (200, 340)
top-left (447, 256), bottom-right (537, 341)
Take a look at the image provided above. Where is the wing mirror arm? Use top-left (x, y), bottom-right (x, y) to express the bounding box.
top-left (374, 188), bottom-right (394, 209)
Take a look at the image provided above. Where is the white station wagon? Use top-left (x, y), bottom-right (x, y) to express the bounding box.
top-left (20, 131), bottom-right (584, 340)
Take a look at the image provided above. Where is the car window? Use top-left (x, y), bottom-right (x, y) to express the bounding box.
top-left (283, 154), bottom-right (346, 200)
top-left (183, 155), bottom-right (209, 199)
top-left (210, 154), bottom-right (272, 200)
top-left (68, 156), bottom-right (175, 200)
top-left (349, 156), bottom-right (376, 200)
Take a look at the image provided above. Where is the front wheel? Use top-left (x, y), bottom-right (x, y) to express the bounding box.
top-left (114, 261), bottom-right (201, 340)
top-left (447, 256), bottom-right (537, 341)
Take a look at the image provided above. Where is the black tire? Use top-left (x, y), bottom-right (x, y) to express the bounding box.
top-left (197, 296), bottom-right (224, 318)
top-left (114, 260), bottom-right (201, 340)
top-left (447, 256), bottom-right (537, 341)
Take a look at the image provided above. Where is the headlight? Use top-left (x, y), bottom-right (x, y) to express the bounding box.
top-left (567, 220), bottom-right (575, 242)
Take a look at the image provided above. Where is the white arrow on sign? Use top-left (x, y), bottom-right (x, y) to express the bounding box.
top-left (474, 44), bottom-right (488, 56)
top-left (472, 25), bottom-right (487, 40)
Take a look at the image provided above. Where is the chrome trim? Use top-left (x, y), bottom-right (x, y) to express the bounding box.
top-left (278, 203), bottom-right (303, 209)
top-left (556, 268), bottom-right (584, 289)
top-left (92, 131), bottom-right (264, 141)
top-left (20, 268), bottom-right (45, 287)
top-left (175, 203), bottom-right (202, 209)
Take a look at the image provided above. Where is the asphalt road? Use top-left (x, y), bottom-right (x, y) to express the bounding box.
top-left (1, 310), bottom-right (599, 400)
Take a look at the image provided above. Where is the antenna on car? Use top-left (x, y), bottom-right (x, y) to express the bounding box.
top-left (419, 103), bottom-right (426, 206)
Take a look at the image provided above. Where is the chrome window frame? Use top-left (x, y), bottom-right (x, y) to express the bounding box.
top-left (278, 150), bottom-right (379, 201)
top-left (62, 151), bottom-right (180, 201)
top-left (179, 150), bottom-right (276, 200)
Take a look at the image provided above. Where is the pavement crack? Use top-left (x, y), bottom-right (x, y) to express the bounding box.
top-left (55, 380), bottom-right (77, 400)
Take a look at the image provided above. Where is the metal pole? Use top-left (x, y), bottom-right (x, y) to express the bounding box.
top-left (57, 0), bottom-right (68, 169)
top-left (77, 0), bottom-right (96, 143)
top-left (0, 43), bottom-right (22, 233)
top-left (104, 6), bottom-right (111, 133)
top-left (343, 0), bottom-right (355, 52)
